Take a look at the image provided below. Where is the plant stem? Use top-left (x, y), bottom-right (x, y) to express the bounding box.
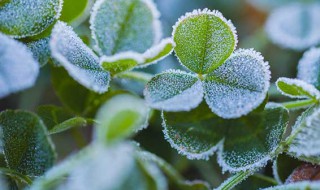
top-left (116, 71), bottom-right (153, 84)
top-left (215, 170), bottom-right (252, 190)
top-left (281, 99), bottom-right (315, 110)
top-left (0, 167), bottom-right (33, 185)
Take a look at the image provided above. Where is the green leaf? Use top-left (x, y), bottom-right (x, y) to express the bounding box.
top-left (272, 154), bottom-right (303, 184)
top-left (60, 0), bottom-right (92, 26)
top-left (162, 102), bottom-right (288, 172)
top-left (100, 52), bottom-right (143, 75)
top-left (0, 33), bottom-right (39, 99)
top-left (0, 110), bottom-right (56, 176)
top-left (49, 117), bottom-right (87, 135)
top-left (297, 47), bottom-right (320, 90)
top-left (26, 37), bottom-right (51, 67)
top-left (90, 0), bottom-right (161, 56)
top-left (261, 181), bottom-right (320, 190)
top-left (94, 94), bottom-right (150, 144)
top-left (0, 0), bottom-right (62, 38)
top-left (287, 105), bottom-right (320, 164)
top-left (204, 49), bottom-right (270, 119)
top-left (173, 9), bottom-right (237, 74)
top-left (144, 70), bottom-right (203, 111)
top-left (276, 77), bottom-right (320, 100)
top-left (0, 167), bottom-right (32, 185)
top-left (50, 21), bottom-right (110, 93)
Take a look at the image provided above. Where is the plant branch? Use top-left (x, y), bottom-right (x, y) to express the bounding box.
top-left (214, 170), bottom-right (252, 190)
top-left (281, 99), bottom-right (315, 110)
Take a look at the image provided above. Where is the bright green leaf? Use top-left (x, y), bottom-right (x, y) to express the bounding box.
top-left (262, 181), bottom-right (320, 190)
top-left (90, 0), bottom-right (161, 56)
top-left (144, 70), bottom-right (203, 111)
top-left (162, 102), bottom-right (288, 172)
top-left (49, 117), bottom-right (87, 135)
top-left (276, 77), bottom-right (320, 100)
top-left (26, 37), bottom-right (51, 67)
top-left (94, 94), bottom-right (151, 144)
top-left (204, 49), bottom-right (270, 119)
top-left (60, 0), bottom-right (92, 26)
top-left (0, 110), bottom-right (56, 177)
top-left (50, 21), bottom-right (110, 93)
top-left (173, 9), bottom-right (237, 74)
top-left (0, 0), bottom-right (62, 38)
top-left (272, 154), bottom-right (303, 184)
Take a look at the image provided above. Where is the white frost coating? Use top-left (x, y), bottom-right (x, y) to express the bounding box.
top-left (265, 3), bottom-right (320, 51)
top-left (0, 33), bottom-right (39, 99)
top-left (276, 77), bottom-right (320, 99)
top-left (27, 37), bottom-right (51, 67)
top-left (100, 51), bottom-right (145, 65)
top-left (289, 108), bottom-right (320, 157)
top-left (144, 70), bottom-right (203, 112)
top-left (297, 47), bottom-right (320, 88)
top-left (50, 21), bottom-right (110, 93)
top-left (272, 159), bottom-right (283, 184)
top-left (172, 8), bottom-right (238, 52)
top-left (0, 0), bottom-right (63, 38)
top-left (204, 48), bottom-right (270, 119)
top-left (262, 181), bottom-right (320, 190)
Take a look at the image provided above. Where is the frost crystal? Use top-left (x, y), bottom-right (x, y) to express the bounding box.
top-left (0, 0), bottom-right (62, 38)
top-left (265, 3), bottom-right (320, 51)
top-left (262, 181), bottom-right (320, 190)
top-left (297, 47), bottom-right (320, 89)
top-left (0, 33), bottom-right (39, 99)
top-left (144, 70), bottom-right (203, 112)
top-left (204, 49), bottom-right (270, 119)
top-left (27, 37), bottom-right (51, 67)
top-left (50, 21), bottom-right (110, 93)
top-left (90, 0), bottom-right (161, 56)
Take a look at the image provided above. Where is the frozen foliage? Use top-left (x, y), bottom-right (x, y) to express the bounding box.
top-left (162, 102), bottom-right (288, 172)
top-left (204, 49), bottom-right (270, 119)
top-left (0, 110), bottom-right (55, 177)
top-left (0, 0), bottom-right (62, 38)
top-left (173, 8), bottom-right (237, 74)
top-left (90, 0), bottom-right (161, 56)
top-left (144, 70), bottom-right (203, 112)
top-left (265, 2), bottom-right (320, 51)
top-left (297, 47), bottom-right (320, 90)
top-left (94, 94), bottom-right (151, 144)
top-left (276, 77), bottom-right (320, 99)
top-left (50, 21), bottom-right (110, 93)
top-left (27, 37), bottom-right (51, 67)
top-left (262, 181), bottom-right (320, 190)
top-left (0, 33), bottom-right (39, 99)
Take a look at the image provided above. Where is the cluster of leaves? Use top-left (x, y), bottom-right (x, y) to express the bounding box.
top-left (1, 0), bottom-right (320, 190)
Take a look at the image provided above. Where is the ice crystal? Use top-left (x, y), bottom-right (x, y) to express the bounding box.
top-left (50, 21), bottom-right (110, 93)
top-left (27, 37), bottom-right (51, 67)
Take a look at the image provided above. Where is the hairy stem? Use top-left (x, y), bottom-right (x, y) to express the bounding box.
top-left (215, 170), bottom-right (252, 190)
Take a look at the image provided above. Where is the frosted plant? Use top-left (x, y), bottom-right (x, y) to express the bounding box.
top-left (145, 9), bottom-right (270, 119)
top-left (265, 2), bottom-right (320, 51)
top-left (27, 37), bottom-right (51, 67)
top-left (0, 33), bottom-right (39, 99)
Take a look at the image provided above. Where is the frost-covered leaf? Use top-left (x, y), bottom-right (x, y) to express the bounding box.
top-left (100, 52), bottom-right (144, 75)
top-left (265, 2), bottom-right (320, 51)
top-left (90, 0), bottom-right (161, 56)
top-left (0, 33), bottom-right (39, 99)
top-left (272, 154), bottom-right (303, 184)
top-left (0, 110), bottom-right (56, 177)
top-left (262, 181), bottom-right (320, 190)
top-left (173, 9), bottom-right (237, 74)
top-left (60, 0), bottom-right (93, 27)
top-left (297, 47), bottom-right (320, 90)
top-left (162, 102), bottom-right (288, 172)
top-left (27, 37), bottom-right (51, 67)
top-left (215, 170), bottom-right (252, 190)
top-left (287, 105), bottom-right (320, 163)
top-left (276, 77), bottom-right (320, 100)
top-left (94, 94), bottom-right (151, 144)
top-left (50, 21), bottom-right (110, 93)
top-left (0, 0), bottom-right (62, 38)
top-left (204, 49), bottom-right (270, 119)
top-left (144, 70), bottom-right (203, 112)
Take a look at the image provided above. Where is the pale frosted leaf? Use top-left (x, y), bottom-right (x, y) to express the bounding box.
top-left (27, 37), bottom-right (51, 67)
top-left (204, 49), bottom-right (270, 119)
top-left (163, 102), bottom-right (288, 172)
top-left (262, 181), bottom-right (320, 190)
top-left (144, 70), bottom-right (203, 112)
top-left (0, 0), bottom-right (62, 38)
top-left (173, 8), bottom-right (237, 74)
top-left (94, 94), bottom-right (151, 144)
top-left (90, 0), bottom-right (161, 56)
top-left (0, 110), bottom-right (56, 177)
top-left (297, 47), bottom-right (320, 90)
top-left (0, 33), bottom-right (39, 99)
top-left (100, 51), bottom-right (143, 75)
top-left (49, 117), bottom-right (87, 135)
top-left (265, 2), bottom-right (320, 51)
top-left (50, 21), bottom-right (110, 93)
top-left (276, 77), bottom-right (320, 99)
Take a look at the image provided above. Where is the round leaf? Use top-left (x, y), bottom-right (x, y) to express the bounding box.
top-left (0, 0), bottom-right (62, 38)
top-left (0, 33), bottom-right (39, 99)
top-left (90, 0), bottom-right (161, 56)
top-left (204, 49), bottom-right (270, 119)
top-left (144, 70), bottom-right (203, 112)
top-left (173, 9), bottom-right (237, 74)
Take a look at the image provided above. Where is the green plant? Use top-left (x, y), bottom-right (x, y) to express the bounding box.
top-left (1, 0), bottom-right (320, 189)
